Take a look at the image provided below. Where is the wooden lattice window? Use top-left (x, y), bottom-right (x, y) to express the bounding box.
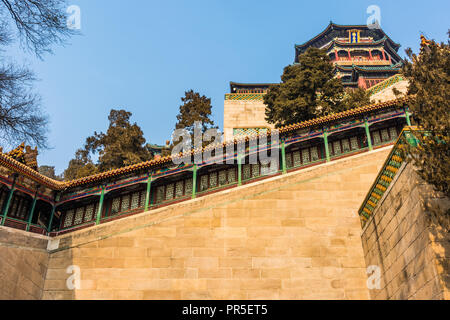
top-left (311, 147), bottom-right (319, 161)
top-left (342, 138), bottom-right (351, 153)
top-left (286, 152), bottom-right (293, 168)
top-left (293, 151), bottom-right (301, 167)
top-left (389, 127), bottom-right (398, 140)
top-left (350, 137), bottom-right (359, 150)
top-left (302, 148), bottom-right (311, 164)
top-left (227, 168), bottom-right (236, 183)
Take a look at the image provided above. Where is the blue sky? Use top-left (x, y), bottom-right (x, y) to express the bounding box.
top-left (5, 0), bottom-right (450, 174)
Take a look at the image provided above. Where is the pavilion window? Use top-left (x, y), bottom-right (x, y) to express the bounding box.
top-left (311, 146), bottom-right (320, 161)
top-left (251, 164), bottom-right (260, 178)
top-left (342, 139), bottom-right (351, 153)
top-left (9, 194), bottom-right (31, 221)
top-left (302, 148), bottom-right (311, 164)
top-left (381, 129), bottom-right (390, 142)
top-left (154, 177), bottom-right (193, 204)
top-left (389, 127), bottom-right (398, 140)
top-left (328, 142), bottom-right (334, 156)
top-left (218, 170), bottom-right (227, 186)
top-left (62, 202), bottom-right (98, 228)
top-left (165, 184), bottom-right (174, 201)
top-left (209, 172), bottom-right (218, 188)
top-left (227, 168), bottom-right (236, 184)
top-left (122, 193), bottom-right (131, 210)
top-left (63, 209), bottom-right (75, 228)
top-left (108, 190), bottom-right (144, 215)
top-left (175, 181), bottom-right (184, 198)
top-left (111, 197), bottom-right (121, 215)
top-left (200, 175), bottom-right (209, 192)
top-left (286, 152), bottom-right (293, 168)
top-left (156, 186), bottom-right (165, 203)
top-left (372, 130), bottom-right (382, 145)
top-left (185, 178), bottom-right (193, 195)
top-left (0, 189), bottom-right (6, 212)
top-left (350, 137), bottom-right (359, 150)
top-left (73, 207), bottom-right (84, 225)
top-left (293, 150), bottom-right (301, 167)
top-left (130, 192), bottom-right (141, 209)
top-left (197, 168), bottom-right (237, 193)
top-left (261, 163), bottom-right (271, 175)
top-left (84, 204), bottom-right (95, 223)
top-left (242, 164), bottom-right (251, 180)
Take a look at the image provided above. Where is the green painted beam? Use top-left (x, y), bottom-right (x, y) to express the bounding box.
top-left (1, 176), bottom-right (16, 226)
top-left (47, 193), bottom-right (60, 233)
top-left (144, 174), bottom-right (152, 211)
top-left (281, 141), bottom-right (287, 174)
top-left (26, 191), bottom-right (38, 232)
top-left (95, 186), bottom-right (105, 225)
top-left (405, 106), bottom-right (412, 126)
top-left (323, 130), bottom-right (331, 162)
top-left (364, 119), bottom-right (373, 151)
top-left (192, 165), bottom-right (197, 199)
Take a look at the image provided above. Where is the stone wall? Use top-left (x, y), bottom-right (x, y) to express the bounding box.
top-left (0, 227), bottom-right (49, 300)
top-left (361, 162), bottom-right (450, 300)
top-left (43, 147), bottom-right (391, 300)
top-left (370, 80), bottom-right (409, 104)
top-left (223, 100), bottom-right (274, 140)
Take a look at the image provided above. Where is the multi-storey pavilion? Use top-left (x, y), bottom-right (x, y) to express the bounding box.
top-left (223, 23), bottom-right (405, 140)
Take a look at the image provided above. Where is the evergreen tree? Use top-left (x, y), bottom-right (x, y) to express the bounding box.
top-left (63, 149), bottom-right (98, 181)
top-left (264, 47), bottom-right (345, 127)
top-left (64, 109), bottom-right (151, 180)
top-left (173, 90), bottom-right (217, 148)
top-left (402, 33), bottom-right (450, 199)
top-left (175, 90), bottom-right (216, 134)
top-left (38, 165), bottom-right (63, 181)
top-left (340, 88), bottom-right (372, 111)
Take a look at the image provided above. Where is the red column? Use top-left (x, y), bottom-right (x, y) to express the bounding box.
top-left (334, 49), bottom-right (339, 61)
top-left (369, 50), bottom-right (373, 60)
top-left (388, 53), bottom-right (392, 64)
top-left (381, 48), bottom-right (386, 61)
top-left (348, 50), bottom-right (351, 60)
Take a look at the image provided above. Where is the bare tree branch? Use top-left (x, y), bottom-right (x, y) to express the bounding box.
top-left (0, 0), bottom-right (77, 58)
top-left (0, 64), bottom-right (48, 148)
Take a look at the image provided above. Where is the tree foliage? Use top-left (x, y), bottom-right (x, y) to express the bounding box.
top-left (38, 165), bottom-right (63, 180)
top-left (264, 47), bottom-right (346, 127)
top-left (64, 110), bottom-right (151, 180)
top-left (402, 33), bottom-right (450, 198)
top-left (175, 90), bottom-right (216, 134)
top-left (173, 90), bottom-right (217, 148)
top-left (340, 88), bottom-right (372, 111)
top-left (0, 0), bottom-right (76, 58)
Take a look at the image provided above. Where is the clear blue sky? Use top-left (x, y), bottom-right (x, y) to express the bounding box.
top-left (6, 0), bottom-right (450, 174)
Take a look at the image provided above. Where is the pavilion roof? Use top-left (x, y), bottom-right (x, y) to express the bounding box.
top-left (295, 22), bottom-right (401, 51)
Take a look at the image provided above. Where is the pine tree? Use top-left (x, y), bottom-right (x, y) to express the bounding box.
top-left (402, 33), bottom-right (450, 199)
top-left (264, 47), bottom-right (345, 127)
top-left (64, 109), bottom-right (151, 179)
top-left (340, 88), bottom-right (372, 111)
top-left (175, 90), bottom-right (216, 134)
top-left (173, 90), bottom-right (217, 148)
